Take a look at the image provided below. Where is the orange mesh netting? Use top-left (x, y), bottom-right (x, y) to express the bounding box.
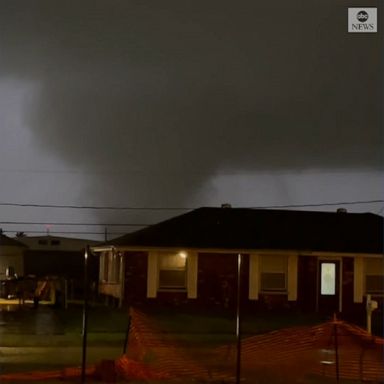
top-left (125, 308), bottom-right (384, 383)
top-left (123, 307), bottom-right (234, 381)
top-left (1, 307), bottom-right (383, 383)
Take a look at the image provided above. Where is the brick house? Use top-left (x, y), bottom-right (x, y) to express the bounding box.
top-left (93, 207), bottom-right (383, 315)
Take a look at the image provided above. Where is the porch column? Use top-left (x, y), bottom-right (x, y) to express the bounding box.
top-left (147, 251), bottom-right (158, 298)
top-left (118, 253), bottom-right (125, 308)
top-left (354, 256), bottom-right (364, 303)
top-left (187, 251), bottom-right (198, 299)
top-left (249, 254), bottom-right (260, 300)
top-left (287, 254), bottom-right (298, 301)
top-left (99, 252), bottom-right (105, 281)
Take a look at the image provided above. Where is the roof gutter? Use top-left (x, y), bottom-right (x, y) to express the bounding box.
top-left (90, 245), bottom-right (115, 253)
top-left (90, 245), bottom-right (384, 258)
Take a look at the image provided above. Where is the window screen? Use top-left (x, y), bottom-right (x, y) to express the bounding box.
top-left (260, 255), bottom-right (287, 291)
top-left (158, 252), bottom-right (187, 289)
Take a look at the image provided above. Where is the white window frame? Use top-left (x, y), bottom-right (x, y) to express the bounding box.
top-left (260, 254), bottom-right (288, 293)
top-left (157, 251), bottom-right (188, 291)
top-left (147, 251), bottom-right (198, 299)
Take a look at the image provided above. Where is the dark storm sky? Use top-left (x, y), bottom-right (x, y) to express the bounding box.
top-left (0, 0), bottom-right (382, 239)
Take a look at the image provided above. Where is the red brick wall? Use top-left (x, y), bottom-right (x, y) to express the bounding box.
top-left (297, 255), bottom-right (317, 312)
top-left (342, 257), bottom-right (355, 315)
top-left (122, 252), bottom-right (379, 316)
top-left (196, 253), bottom-right (249, 308)
top-left (123, 251), bottom-right (148, 305)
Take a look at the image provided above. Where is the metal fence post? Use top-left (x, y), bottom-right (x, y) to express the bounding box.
top-left (236, 253), bottom-right (242, 384)
top-left (123, 312), bottom-right (132, 354)
top-left (81, 245), bottom-right (89, 383)
top-left (334, 319), bottom-right (339, 383)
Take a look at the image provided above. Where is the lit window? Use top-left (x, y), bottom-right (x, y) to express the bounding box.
top-left (321, 263), bottom-right (336, 295)
top-left (158, 252), bottom-right (187, 290)
top-left (260, 255), bottom-right (287, 292)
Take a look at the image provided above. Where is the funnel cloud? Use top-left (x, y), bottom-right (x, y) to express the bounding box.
top-left (0, 0), bottom-right (382, 238)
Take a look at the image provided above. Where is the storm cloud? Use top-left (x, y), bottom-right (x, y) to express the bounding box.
top-left (0, 0), bottom-right (382, 235)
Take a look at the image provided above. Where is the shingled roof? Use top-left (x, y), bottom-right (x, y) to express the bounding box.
top-left (107, 208), bottom-right (384, 254)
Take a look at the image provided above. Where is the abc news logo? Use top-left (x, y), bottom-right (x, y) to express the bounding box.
top-left (356, 11), bottom-right (369, 22)
top-left (348, 8), bottom-right (377, 33)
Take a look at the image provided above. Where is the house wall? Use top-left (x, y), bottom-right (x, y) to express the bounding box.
top-left (297, 255), bottom-right (317, 312)
top-left (297, 254), bottom-right (383, 317)
top-left (23, 250), bottom-right (91, 279)
top-left (23, 250), bottom-right (98, 300)
top-left (123, 251), bottom-right (147, 304)
top-left (298, 255), bottom-right (355, 313)
top-left (99, 249), bottom-right (383, 317)
top-left (196, 253), bottom-right (249, 308)
top-left (0, 246), bottom-right (24, 280)
top-left (250, 253), bottom-right (294, 310)
top-left (342, 256), bottom-right (355, 314)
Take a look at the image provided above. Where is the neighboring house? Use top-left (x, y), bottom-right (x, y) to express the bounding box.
top-left (19, 235), bottom-right (99, 299)
top-left (93, 207), bottom-right (383, 315)
top-left (0, 232), bottom-right (26, 280)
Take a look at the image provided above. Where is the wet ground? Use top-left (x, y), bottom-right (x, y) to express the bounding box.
top-left (0, 302), bottom-right (124, 375)
top-left (1, 303), bottom-right (380, 383)
top-left (0, 304), bottom-right (64, 335)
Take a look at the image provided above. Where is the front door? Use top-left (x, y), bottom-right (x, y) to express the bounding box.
top-left (317, 260), bottom-right (340, 314)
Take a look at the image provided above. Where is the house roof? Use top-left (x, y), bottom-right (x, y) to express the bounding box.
top-left (19, 235), bottom-right (99, 252)
top-left (105, 207), bottom-right (384, 254)
top-left (0, 233), bottom-right (27, 248)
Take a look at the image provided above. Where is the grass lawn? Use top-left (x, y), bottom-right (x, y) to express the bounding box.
top-left (1, 303), bottom-right (327, 348)
top-left (142, 306), bottom-right (324, 338)
top-left (0, 305), bottom-right (382, 342)
top-left (1, 304), bottom-right (380, 383)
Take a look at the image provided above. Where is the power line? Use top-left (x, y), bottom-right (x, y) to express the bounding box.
top-left (2, 230), bottom-right (127, 236)
top-left (0, 199), bottom-right (383, 210)
top-left (0, 202), bottom-right (193, 210)
top-left (250, 200), bottom-right (384, 209)
top-left (0, 221), bottom-right (149, 227)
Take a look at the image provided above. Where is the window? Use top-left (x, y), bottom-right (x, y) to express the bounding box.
top-left (260, 255), bottom-right (287, 292)
top-left (158, 252), bottom-right (187, 290)
top-left (100, 251), bottom-right (121, 283)
top-left (100, 252), bottom-right (109, 281)
top-left (38, 239), bottom-right (48, 245)
top-left (109, 252), bottom-right (121, 283)
top-left (51, 240), bottom-right (61, 246)
top-left (365, 258), bottom-right (384, 294)
top-left (320, 263), bottom-right (336, 295)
